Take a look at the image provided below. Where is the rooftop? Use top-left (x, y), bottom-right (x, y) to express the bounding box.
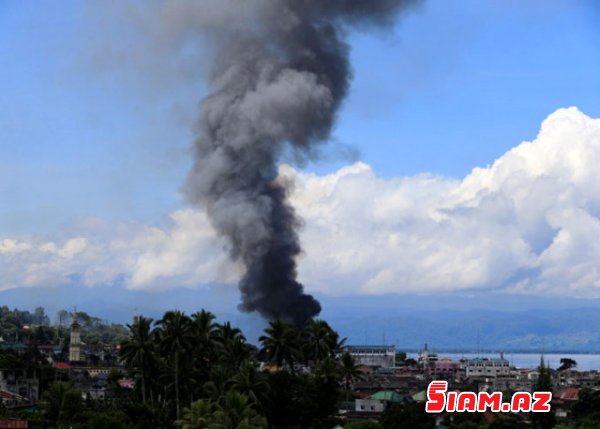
top-left (463, 357), bottom-right (509, 363)
top-left (367, 390), bottom-right (405, 402)
top-left (347, 345), bottom-right (395, 350)
top-left (554, 388), bottom-right (579, 401)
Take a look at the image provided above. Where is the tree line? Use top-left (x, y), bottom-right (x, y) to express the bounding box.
top-left (116, 310), bottom-right (364, 428)
top-left (0, 306), bottom-right (128, 347)
top-left (9, 309), bottom-right (600, 428)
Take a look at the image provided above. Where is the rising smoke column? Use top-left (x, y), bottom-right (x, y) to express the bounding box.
top-left (185, 0), bottom-right (419, 326)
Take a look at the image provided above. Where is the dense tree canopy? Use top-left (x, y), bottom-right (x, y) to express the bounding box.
top-left (0, 308), bottom-right (575, 429)
top-left (115, 311), bottom-right (354, 428)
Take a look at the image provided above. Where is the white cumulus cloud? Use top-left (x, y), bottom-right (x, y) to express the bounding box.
top-left (288, 107), bottom-right (600, 297)
top-left (2, 107), bottom-right (600, 298)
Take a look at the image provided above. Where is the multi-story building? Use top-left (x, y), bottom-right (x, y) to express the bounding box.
top-left (0, 368), bottom-right (39, 402)
top-left (346, 345), bottom-right (396, 368)
top-left (462, 354), bottom-right (510, 378)
top-left (428, 358), bottom-right (462, 379)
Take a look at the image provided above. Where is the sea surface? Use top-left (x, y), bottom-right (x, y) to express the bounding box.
top-left (408, 352), bottom-right (600, 371)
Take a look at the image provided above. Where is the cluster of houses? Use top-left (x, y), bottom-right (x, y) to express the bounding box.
top-left (0, 314), bottom-right (132, 413)
top-left (341, 344), bottom-right (600, 423)
top-left (1, 314), bottom-right (599, 427)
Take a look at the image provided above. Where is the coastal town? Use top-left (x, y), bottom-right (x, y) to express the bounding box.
top-left (0, 306), bottom-right (598, 428)
top-left (6, 0), bottom-right (600, 427)
top-left (342, 344), bottom-right (597, 424)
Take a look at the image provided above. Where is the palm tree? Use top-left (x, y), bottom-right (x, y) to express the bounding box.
top-left (303, 319), bottom-right (336, 363)
top-left (340, 352), bottom-right (363, 400)
top-left (178, 393), bottom-right (266, 429)
top-left (192, 310), bottom-right (218, 352)
top-left (204, 366), bottom-right (233, 401)
top-left (120, 316), bottom-right (157, 405)
top-left (221, 335), bottom-right (252, 373)
top-left (191, 310), bottom-right (220, 395)
top-left (229, 361), bottom-right (269, 411)
top-left (215, 321), bottom-right (242, 343)
top-left (314, 356), bottom-right (341, 386)
top-left (41, 381), bottom-right (82, 427)
top-left (156, 310), bottom-right (195, 419)
top-left (259, 320), bottom-right (300, 371)
top-left (177, 399), bottom-right (215, 429)
top-left (212, 391), bottom-right (267, 429)
top-left (328, 331), bottom-right (347, 357)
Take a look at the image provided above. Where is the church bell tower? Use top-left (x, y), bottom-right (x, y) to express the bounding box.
top-left (69, 312), bottom-right (81, 362)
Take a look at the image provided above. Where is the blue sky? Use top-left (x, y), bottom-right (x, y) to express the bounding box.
top-left (2, 0), bottom-right (600, 233)
top-left (3, 1), bottom-right (600, 309)
top-left (340, 0), bottom-right (600, 175)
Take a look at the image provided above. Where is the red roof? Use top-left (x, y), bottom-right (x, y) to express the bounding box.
top-left (554, 388), bottom-right (579, 401)
top-left (53, 363), bottom-right (72, 370)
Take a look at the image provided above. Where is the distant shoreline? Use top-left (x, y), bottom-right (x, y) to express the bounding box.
top-left (401, 349), bottom-right (600, 354)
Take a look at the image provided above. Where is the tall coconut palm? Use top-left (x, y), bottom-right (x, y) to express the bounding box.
top-left (215, 321), bottom-right (242, 344)
top-left (229, 361), bottom-right (269, 411)
top-left (120, 316), bottom-right (157, 405)
top-left (328, 331), bottom-right (347, 357)
top-left (340, 351), bottom-right (363, 400)
top-left (259, 320), bottom-right (300, 371)
top-left (303, 319), bottom-right (335, 363)
top-left (156, 311), bottom-right (195, 419)
top-left (221, 335), bottom-right (252, 374)
top-left (191, 310), bottom-right (220, 393)
top-left (192, 310), bottom-right (219, 356)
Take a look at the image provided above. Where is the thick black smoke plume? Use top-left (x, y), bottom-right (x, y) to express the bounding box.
top-left (185, 0), bottom-right (419, 326)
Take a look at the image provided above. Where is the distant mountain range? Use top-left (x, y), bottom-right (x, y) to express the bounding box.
top-left (1, 284), bottom-right (600, 352)
top-left (320, 294), bottom-right (600, 353)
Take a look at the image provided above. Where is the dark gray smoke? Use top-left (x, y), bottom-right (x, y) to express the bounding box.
top-left (184, 0), bottom-right (419, 326)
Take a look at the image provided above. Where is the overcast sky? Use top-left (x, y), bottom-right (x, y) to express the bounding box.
top-left (2, 0), bottom-right (600, 305)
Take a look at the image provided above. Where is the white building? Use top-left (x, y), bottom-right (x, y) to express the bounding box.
top-left (346, 345), bottom-right (396, 368)
top-left (418, 343), bottom-right (439, 367)
top-left (462, 354), bottom-right (510, 378)
top-left (355, 391), bottom-right (405, 412)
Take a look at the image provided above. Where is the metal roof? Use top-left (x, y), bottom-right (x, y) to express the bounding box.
top-left (367, 390), bottom-right (405, 402)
